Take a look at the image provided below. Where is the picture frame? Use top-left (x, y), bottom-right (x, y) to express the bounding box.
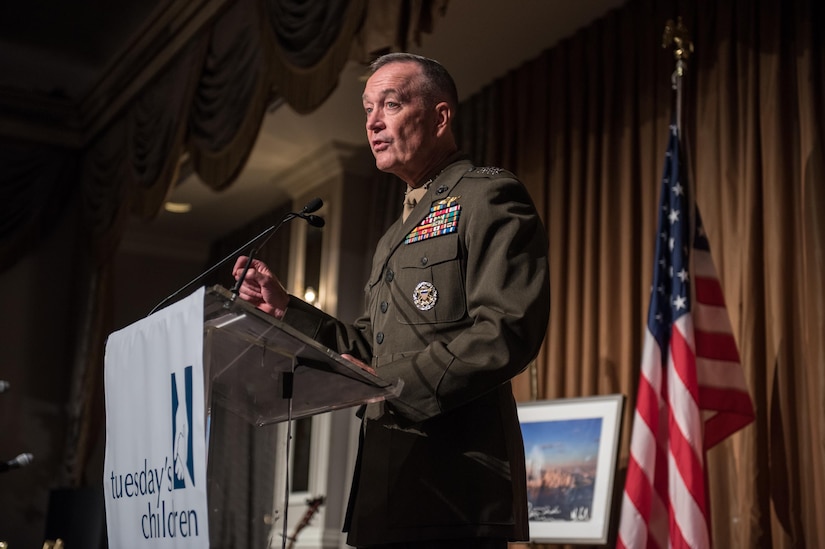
top-left (517, 394), bottom-right (625, 545)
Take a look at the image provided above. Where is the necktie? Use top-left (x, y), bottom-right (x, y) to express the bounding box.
top-left (402, 185), bottom-right (428, 222)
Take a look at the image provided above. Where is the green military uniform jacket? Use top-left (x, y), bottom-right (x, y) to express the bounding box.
top-left (284, 156), bottom-right (550, 546)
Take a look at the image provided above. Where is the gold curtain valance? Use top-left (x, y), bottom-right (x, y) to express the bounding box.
top-left (0, 0), bottom-right (449, 275)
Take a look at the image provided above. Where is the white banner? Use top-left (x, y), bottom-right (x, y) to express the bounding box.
top-left (104, 287), bottom-right (209, 548)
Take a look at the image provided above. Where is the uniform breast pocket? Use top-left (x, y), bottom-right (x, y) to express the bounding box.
top-left (395, 234), bottom-right (466, 325)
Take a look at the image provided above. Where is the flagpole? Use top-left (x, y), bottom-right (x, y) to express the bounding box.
top-left (664, 16), bottom-right (718, 543)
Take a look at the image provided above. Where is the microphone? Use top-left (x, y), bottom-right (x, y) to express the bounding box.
top-left (290, 197), bottom-right (325, 228)
top-left (147, 198), bottom-right (325, 316)
top-left (302, 214), bottom-right (325, 228)
top-left (230, 198), bottom-right (325, 295)
top-left (0, 452), bottom-right (33, 473)
top-left (300, 196), bottom-right (323, 214)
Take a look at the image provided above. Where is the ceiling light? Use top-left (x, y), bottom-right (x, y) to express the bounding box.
top-left (164, 201), bottom-right (192, 213)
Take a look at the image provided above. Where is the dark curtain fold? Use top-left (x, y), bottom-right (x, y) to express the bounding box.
top-left (266, 0), bottom-right (353, 67)
top-left (188, 0), bottom-right (272, 190)
top-left (130, 37), bottom-right (208, 218)
top-left (454, 0), bottom-right (824, 546)
top-left (0, 1), bottom-right (450, 277)
top-left (79, 118), bottom-right (135, 265)
top-left (263, 0), bottom-right (367, 114)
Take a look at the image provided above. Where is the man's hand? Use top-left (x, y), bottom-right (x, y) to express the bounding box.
top-left (232, 256), bottom-right (289, 318)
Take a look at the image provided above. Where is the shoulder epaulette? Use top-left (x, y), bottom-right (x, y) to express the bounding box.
top-left (466, 166), bottom-right (513, 178)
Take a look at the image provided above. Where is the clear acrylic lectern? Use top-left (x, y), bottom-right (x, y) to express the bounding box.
top-left (203, 285), bottom-right (400, 425)
top-left (202, 285), bottom-right (401, 548)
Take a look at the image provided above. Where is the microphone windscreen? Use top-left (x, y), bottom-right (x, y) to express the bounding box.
top-left (302, 197), bottom-right (323, 214)
top-left (307, 215), bottom-right (325, 228)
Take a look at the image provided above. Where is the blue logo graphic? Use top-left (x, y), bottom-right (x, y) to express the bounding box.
top-left (171, 366), bottom-right (195, 490)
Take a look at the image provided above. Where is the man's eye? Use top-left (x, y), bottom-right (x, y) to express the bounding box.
top-left (386, 101), bottom-right (400, 109)
top-left (364, 107), bottom-right (373, 115)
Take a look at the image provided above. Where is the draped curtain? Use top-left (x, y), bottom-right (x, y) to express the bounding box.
top-left (0, 0), bottom-right (448, 276)
top-left (454, 0), bottom-right (824, 546)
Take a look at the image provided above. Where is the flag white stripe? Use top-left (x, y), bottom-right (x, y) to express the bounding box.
top-left (697, 357), bottom-right (751, 391)
top-left (629, 408), bottom-right (657, 475)
top-left (668, 317), bottom-right (709, 548)
top-left (693, 302), bottom-right (735, 334)
top-left (669, 319), bottom-right (701, 450)
top-left (666, 352), bottom-right (703, 454)
top-left (619, 492), bottom-right (647, 548)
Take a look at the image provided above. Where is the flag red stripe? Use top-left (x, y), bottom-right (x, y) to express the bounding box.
top-left (694, 275), bottom-right (726, 307)
top-left (625, 454), bottom-right (653, 522)
top-left (703, 409), bottom-right (757, 449)
top-left (694, 331), bottom-right (740, 362)
top-left (653, 420), bottom-right (669, 520)
top-left (698, 386), bottom-right (754, 412)
top-left (670, 324), bottom-right (700, 403)
top-left (636, 366), bottom-right (661, 434)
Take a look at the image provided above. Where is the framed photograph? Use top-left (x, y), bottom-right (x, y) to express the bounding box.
top-left (518, 394), bottom-right (625, 545)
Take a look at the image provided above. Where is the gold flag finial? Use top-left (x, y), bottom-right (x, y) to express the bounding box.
top-left (663, 17), bottom-right (694, 62)
top-left (663, 17), bottom-right (693, 93)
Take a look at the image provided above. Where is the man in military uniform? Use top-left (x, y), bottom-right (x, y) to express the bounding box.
top-left (233, 53), bottom-right (550, 548)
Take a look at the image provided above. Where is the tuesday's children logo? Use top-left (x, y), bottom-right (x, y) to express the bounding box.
top-left (171, 365), bottom-right (195, 490)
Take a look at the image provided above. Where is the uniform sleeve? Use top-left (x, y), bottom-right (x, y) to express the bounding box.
top-left (377, 175), bottom-right (551, 423)
top-left (281, 296), bottom-right (373, 362)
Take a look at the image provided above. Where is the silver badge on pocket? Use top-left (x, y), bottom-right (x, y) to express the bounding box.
top-left (413, 281), bottom-right (437, 311)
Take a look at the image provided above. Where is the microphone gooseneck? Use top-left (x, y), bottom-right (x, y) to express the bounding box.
top-left (147, 198), bottom-right (324, 316)
top-left (230, 199), bottom-right (325, 296)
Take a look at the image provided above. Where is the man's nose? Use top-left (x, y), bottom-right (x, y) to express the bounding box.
top-left (366, 110), bottom-right (383, 131)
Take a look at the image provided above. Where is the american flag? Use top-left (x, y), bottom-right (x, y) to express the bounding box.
top-left (617, 123), bottom-right (755, 548)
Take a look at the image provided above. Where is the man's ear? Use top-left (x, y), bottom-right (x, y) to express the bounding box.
top-left (434, 101), bottom-right (452, 136)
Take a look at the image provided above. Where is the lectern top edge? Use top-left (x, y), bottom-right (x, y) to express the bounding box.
top-left (202, 285), bottom-right (402, 425)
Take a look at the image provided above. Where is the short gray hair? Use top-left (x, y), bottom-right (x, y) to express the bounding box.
top-left (370, 53), bottom-right (459, 112)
